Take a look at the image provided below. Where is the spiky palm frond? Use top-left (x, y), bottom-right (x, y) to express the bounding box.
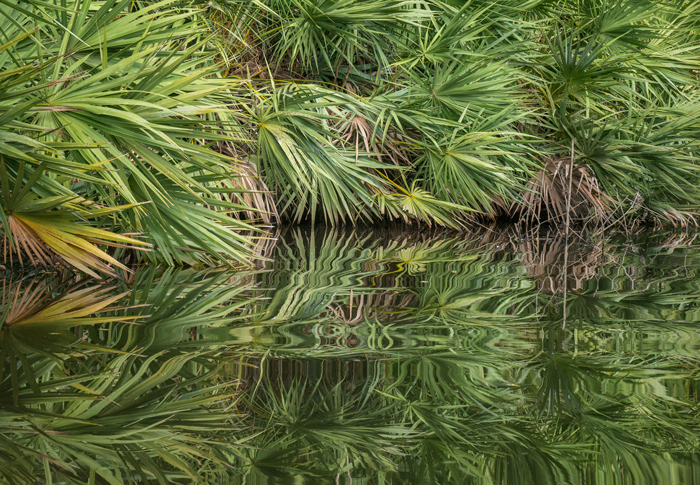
top-left (263, 0), bottom-right (432, 78)
top-left (0, 0), bottom-right (264, 272)
top-left (247, 82), bottom-right (401, 224)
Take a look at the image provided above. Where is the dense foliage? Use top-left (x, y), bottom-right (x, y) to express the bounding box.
top-left (1, 0), bottom-right (700, 270)
top-left (3, 3), bottom-right (700, 481)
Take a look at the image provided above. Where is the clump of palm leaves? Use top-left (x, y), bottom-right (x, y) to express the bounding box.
top-left (213, 0), bottom-right (700, 230)
top-left (0, 0), bottom-right (264, 275)
top-left (3, 0), bottom-right (699, 275)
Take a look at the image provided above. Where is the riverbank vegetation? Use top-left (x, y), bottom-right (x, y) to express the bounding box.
top-left (4, 2), bottom-right (700, 481)
top-left (1, 0), bottom-right (699, 272)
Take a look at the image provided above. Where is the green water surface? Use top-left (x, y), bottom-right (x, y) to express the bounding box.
top-left (2, 226), bottom-right (700, 484)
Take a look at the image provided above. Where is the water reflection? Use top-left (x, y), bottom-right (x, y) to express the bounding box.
top-left (2, 226), bottom-right (700, 483)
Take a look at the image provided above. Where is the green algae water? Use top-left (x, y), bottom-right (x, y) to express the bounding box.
top-left (2, 226), bottom-right (700, 484)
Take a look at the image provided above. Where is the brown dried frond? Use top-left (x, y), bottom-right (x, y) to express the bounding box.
top-left (4, 215), bottom-right (60, 270)
top-left (219, 142), bottom-right (278, 225)
top-left (336, 111), bottom-right (415, 166)
top-left (512, 159), bottom-right (613, 224)
top-left (3, 278), bottom-right (52, 326)
top-left (651, 206), bottom-right (698, 229)
top-left (232, 162), bottom-right (279, 225)
top-left (658, 232), bottom-right (699, 249)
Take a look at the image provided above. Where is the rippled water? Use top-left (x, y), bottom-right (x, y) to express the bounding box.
top-left (2, 226), bottom-right (700, 484)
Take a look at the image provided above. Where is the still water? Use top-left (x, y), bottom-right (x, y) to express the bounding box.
top-left (2, 226), bottom-right (700, 484)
